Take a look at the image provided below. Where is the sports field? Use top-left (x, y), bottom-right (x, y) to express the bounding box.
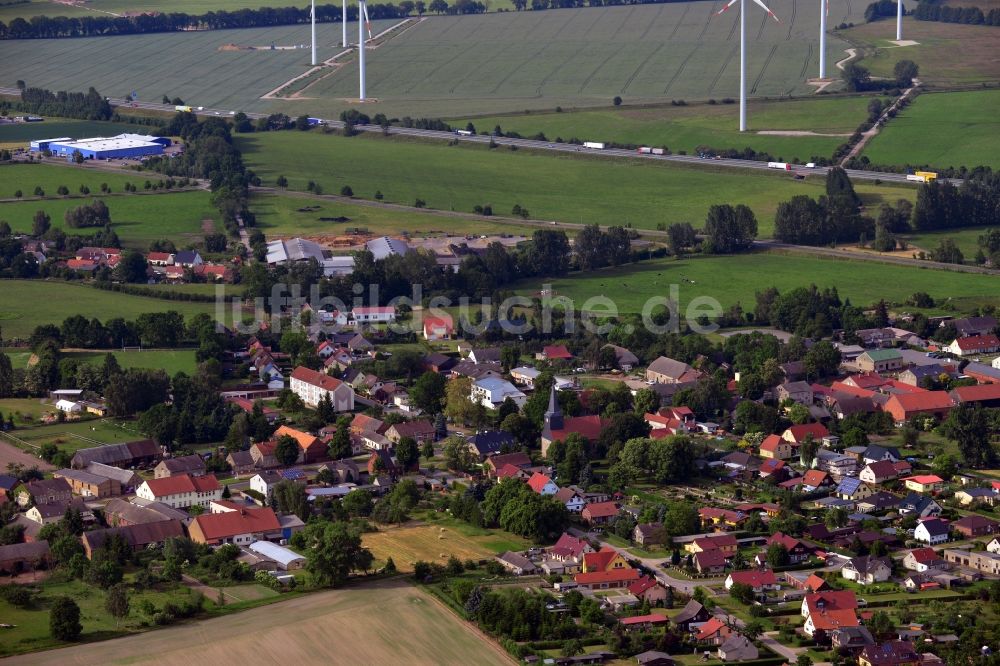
top-left (862, 90), bottom-right (1000, 170)
top-left (516, 251), bottom-right (1000, 314)
top-left (238, 130), bottom-right (914, 236)
top-left (458, 95), bottom-right (884, 162)
top-left (0, 189), bottom-right (217, 247)
top-left (842, 19), bottom-right (1000, 87)
top-left (7, 418), bottom-right (140, 455)
top-left (0, 280), bottom-right (220, 340)
top-left (3, 580), bottom-right (515, 666)
top-left (1, 1), bottom-right (865, 118)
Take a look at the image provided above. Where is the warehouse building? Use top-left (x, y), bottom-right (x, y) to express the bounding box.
top-left (33, 133), bottom-right (170, 159)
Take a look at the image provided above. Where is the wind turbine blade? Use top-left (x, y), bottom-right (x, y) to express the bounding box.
top-left (752, 0), bottom-right (781, 21)
top-left (826, 0), bottom-right (830, 16)
top-left (714, 0), bottom-right (739, 16)
top-left (363, 3), bottom-right (373, 40)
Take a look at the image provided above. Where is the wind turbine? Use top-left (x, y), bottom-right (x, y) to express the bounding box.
top-left (342, 0), bottom-right (348, 47)
top-left (716, 0), bottom-right (780, 132)
top-left (819, 0), bottom-right (827, 79)
top-left (358, 0), bottom-right (373, 100)
top-left (311, 0), bottom-right (317, 66)
top-left (896, 0), bottom-right (903, 40)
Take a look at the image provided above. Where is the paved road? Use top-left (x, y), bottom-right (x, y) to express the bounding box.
top-left (0, 88), bottom-right (957, 187)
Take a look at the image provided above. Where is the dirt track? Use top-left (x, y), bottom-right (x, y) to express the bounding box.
top-left (0, 438), bottom-right (54, 471)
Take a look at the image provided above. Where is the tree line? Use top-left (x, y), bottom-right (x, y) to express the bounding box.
top-left (16, 86), bottom-right (112, 120)
top-left (914, 0), bottom-right (1000, 26)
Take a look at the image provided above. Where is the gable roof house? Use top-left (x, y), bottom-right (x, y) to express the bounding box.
top-left (470, 376), bottom-right (527, 410)
top-left (17, 478), bottom-right (72, 507)
top-left (422, 314), bottom-right (454, 340)
top-left (914, 518), bottom-right (950, 545)
top-left (467, 430), bottom-right (515, 460)
top-left (289, 366), bottom-right (355, 412)
top-left (154, 454), bottom-right (207, 479)
top-left (187, 506), bottom-right (281, 546)
top-left (759, 435), bottom-right (793, 460)
top-left (272, 425), bottom-right (326, 464)
top-left (645, 356), bottom-right (702, 384)
top-left (898, 492), bottom-right (942, 518)
top-left (554, 487), bottom-right (586, 513)
top-left (951, 514), bottom-right (1000, 538)
top-left (672, 600), bottom-right (710, 632)
top-left (385, 419), bottom-right (436, 444)
top-left (82, 520), bottom-right (184, 559)
top-left (70, 439), bottom-right (161, 470)
top-left (136, 474), bottom-right (222, 509)
top-left (859, 641), bottom-right (921, 666)
top-left (902, 548), bottom-right (945, 572)
top-left (857, 349), bottom-right (904, 373)
top-left (884, 392), bottom-right (954, 425)
top-left (841, 556), bottom-right (892, 585)
top-left (581, 501), bottom-right (620, 526)
top-left (603, 344), bottom-right (639, 371)
top-left (717, 634), bottom-right (758, 662)
top-left (946, 334), bottom-right (1000, 357)
top-left (52, 468), bottom-right (120, 498)
top-left (859, 460), bottom-right (901, 485)
top-left (724, 569), bottom-right (779, 594)
top-left (527, 472), bottom-right (559, 496)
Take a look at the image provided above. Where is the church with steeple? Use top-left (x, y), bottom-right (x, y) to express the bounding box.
top-left (541, 385), bottom-right (607, 457)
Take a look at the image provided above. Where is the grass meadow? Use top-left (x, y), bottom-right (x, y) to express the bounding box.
top-left (903, 226), bottom-right (993, 261)
top-left (458, 95), bottom-right (885, 162)
top-left (515, 250), bottom-right (1000, 314)
top-left (862, 90), bottom-right (1000, 170)
top-left (363, 521), bottom-right (528, 571)
top-left (841, 19), bottom-right (1000, 87)
top-left (238, 130), bottom-right (915, 235)
top-left (0, 280), bottom-right (220, 339)
top-left (0, 189), bottom-right (217, 248)
top-left (0, 162), bottom-right (158, 199)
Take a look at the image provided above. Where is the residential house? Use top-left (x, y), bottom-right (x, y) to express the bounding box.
top-left (857, 349), bottom-right (904, 373)
top-left (386, 420), bottom-right (436, 445)
top-left (583, 547), bottom-right (630, 573)
top-left (837, 478), bottom-right (876, 502)
top-left (52, 469), bottom-right (120, 498)
top-left (289, 366), bottom-right (355, 411)
top-left (538, 345), bottom-right (573, 362)
top-left (841, 556), bottom-right (892, 585)
top-left (717, 635), bottom-right (758, 662)
top-left (802, 591), bottom-right (859, 640)
top-left (154, 454), bottom-right (207, 479)
top-left (782, 422), bottom-right (830, 445)
top-left (693, 549), bottom-right (728, 574)
top-left (422, 313), bottom-right (455, 341)
top-left (553, 487), bottom-right (586, 513)
top-left (831, 627), bottom-right (876, 654)
top-left (250, 441), bottom-right (279, 469)
top-left (899, 493), bottom-right (942, 518)
top-left (135, 474), bottom-right (222, 509)
top-left (26, 499), bottom-right (85, 525)
top-left (272, 425), bottom-right (326, 464)
top-left (801, 469), bottom-right (832, 491)
top-left (860, 460), bottom-right (901, 485)
top-left (574, 567), bottom-right (641, 590)
top-left (777, 381), bottom-right (813, 405)
top-left (946, 334), bottom-right (1000, 357)
top-left (16, 478), bottom-right (72, 507)
top-left (467, 430), bottom-right (514, 460)
top-left (485, 452), bottom-right (532, 477)
top-left (903, 548), bottom-right (946, 572)
top-left (671, 600), bottom-right (710, 632)
top-left (903, 475), bottom-right (945, 494)
top-left (496, 551), bottom-right (538, 575)
top-left (187, 506), bottom-right (281, 546)
top-left (759, 435), bottom-right (793, 460)
top-left (954, 487), bottom-right (1000, 506)
top-left (633, 523), bottom-right (665, 547)
top-left (173, 250), bottom-right (203, 267)
top-left (856, 492), bottom-right (903, 514)
top-left (227, 450), bottom-right (256, 476)
top-left (914, 518), bottom-right (950, 545)
top-left (351, 306), bottom-right (396, 324)
top-left (581, 501), bottom-right (620, 526)
top-left (621, 614), bottom-right (669, 632)
top-left (603, 344), bottom-right (638, 371)
top-left (767, 532), bottom-right (812, 563)
top-left (686, 534), bottom-right (738, 558)
top-left (724, 569), bottom-right (779, 595)
top-left (951, 316), bottom-right (998, 338)
top-left (698, 507), bottom-right (747, 530)
top-left (694, 617), bottom-right (733, 645)
top-left (527, 472), bottom-right (559, 496)
top-left (470, 376), bottom-right (527, 410)
top-left (510, 366), bottom-right (542, 388)
top-left (951, 515), bottom-right (999, 538)
top-left (863, 445), bottom-right (903, 465)
top-left (85, 462), bottom-right (140, 492)
top-left (859, 641), bottom-right (922, 666)
top-left (629, 577), bottom-right (668, 605)
top-left (422, 353), bottom-right (456, 374)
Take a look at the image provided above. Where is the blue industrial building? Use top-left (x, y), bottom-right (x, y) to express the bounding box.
top-left (31, 133), bottom-right (169, 159)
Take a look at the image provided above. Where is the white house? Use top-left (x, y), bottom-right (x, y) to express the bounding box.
top-left (987, 537), bottom-right (1000, 554)
top-left (947, 334), bottom-right (1000, 357)
top-left (914, 518), bottom-right (950, 545)
top-left (993, 357), bottom-right (1000, 370)
top-left (55, 399), bottom-right (82, 414)
top-left (136, 474), bottom-right (222, 509)
top-left (840, 556), bottom-right (892, 585)
top-left (289, 366), bottom-right (355, 411)
top-left (527, 472), bottom-right (559, 496)
top-left (351, 306), bottom-right (396, 325)
top-left (554, 487), bottom-right (586, 512)
top-left (249, 471), bottom-right (283, 500)
top-left (470, 376), bottom-right (527, 410)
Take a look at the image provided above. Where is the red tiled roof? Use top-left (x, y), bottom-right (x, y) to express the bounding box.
top-left (583, 501), bottom-right (620, 519)
top-left (583, 547), bottom-right (620, 571)
top-left (619, 613), bottom-right (668, 626)
top-left (497, 463), bottom-right (525, 479)
top-left (423, 315), bottom-right (453, 334)
top-left (527, 472), bottom-right (554, 494)
top-left (830, 381), bottom-right (877, 398)
top-left (865, 460), bottom-right (898, 479)
top-left (694, 549), bottom-right (728, 569)
top-left (907, 548), bottom-right (941, 564)
top-left (290, 366), bottom-right (344, 391)
top-left (808, 608), bottom-right (859, 631)
top-left (767, 531), bottom-right (805, 552)
top-left (574, 568), bottom-right (640, 585)
top-left (191, 507), bottom-right (280, 541)
top-left (952, 383), bottom-right (1000, 404)
top-left (903, 475), bottom-right (943, 485)
top-left (952, 334), bottom-right (1000, 351)
top-left (695, 617), bottom-right (732, 640)
top-left (543, 345), bottom-right (573, 359)
top-left (804, 574), bottom-right (829, 592)
top-left (552, 533), bottom-right (589, 558)
top-left (802, 470), bottom-right (830, 487)
top-left (760, 434), bottom-right (785, 453)
top-left (784, 422), bottom-right (829, 441)
top-left (804, 590), bottom-right (858, 615)
top-left (887, 392), bottom-right (955, 413)
top-left (547, 415), bottom-right (605, 442)
top-left (273, 425), bottom-right (321, 452)
top-left (693, 534), bottom-right (738, 550)
top-left (628, 576), bottom-right (659, 596)
top-left (728, 569), bottom-right (777, 587)
top-left (143, 473), bottom-right (219, 497)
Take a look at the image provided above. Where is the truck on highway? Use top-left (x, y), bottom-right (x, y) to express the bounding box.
top-left (175, 105), bottom-right (193, 112)
top-left (767, 162), bottom-right (791, 171)
top-left (455, 129), bottom-right (473, 136)
top-left (637, 147), bottom-right (666, 155)
top-left (583, 142), bottom-right (606, 150)
top-left (906, 171), bottom-right (938, 183)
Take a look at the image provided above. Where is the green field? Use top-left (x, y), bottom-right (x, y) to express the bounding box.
top-left (238, 130), bottom-right (914, 236)
top-left (0, 280), bottom-right (221, 340)
top-left (842, 18), bottom-right (1000, 87)
top-left (904, 226), bottom-right (994, 261)
top-left (458, 95), bottom-right (884, 162)
top-left (0, 0), bottom-right (290, 22)
top-left (862, 90), bottom-right (1000, 170)
top-left (253, 191), bottom-right (543, 240)
top-left (0, 119), bottom-right (151, 146)
top-left (1, 1), bottom-right (867, 119)
top-left (517, 250), bottom-right (1000, 314)
top-left (0, 20), bottom-right (398, 113)
top-left (294, 0), bottom-right (867, 118)
top-left (0, 189), bottom-right (217, 248)
top-left (0, 162), bottom-right (157, 199)
top-left (8, 417), bottom-right (141, 455)
top-left (65, 349), bottom-right (200, 375)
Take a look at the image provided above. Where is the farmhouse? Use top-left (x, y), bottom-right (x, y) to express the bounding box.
top-left (857, 349), bottom-right (903, 373)
top-left (188, 506), bottom-right (281, 545)
top-left (422, 314), bottom-right (454, 340)
top-left (273, 425), bottom-right (326, 464)
top-left (884, 393), bottom-right (954, 424)
top-left (496, 551), bottom-right (537, 575)
top-left (0, 541), bottom-right (52, 574)
top-left (289, 366), bottom-right (355, 411)
top-left (645, 356), bottom-right (701, 384)
top-left (53, 468), bottom-right (120, 498)
top-left (386, 419), bottom-right (436, 444)
top-left (946, 334), bottom-right (1000, 357)
top-left (136, 474), bottom-right (222, 509)
top-left (154, 454), bottom-right (207, 479)
top-left (17, 478), bottom-right (72, 507)
top-left (581, 501), bottom-right (620, 525)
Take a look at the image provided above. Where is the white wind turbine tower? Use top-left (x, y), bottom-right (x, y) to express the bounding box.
top-left (311, 0), bottom-right (317, 65)
top-left (716, 0), bottom-right (780, 132)
top-left (896, 0), bottom-right (903, 40)
top-left (819, 0), bottom-right (827, 79)
top-left (342, 0), bottom-right (348, 47)
top-left (358, 0), bottom-right (373, 100)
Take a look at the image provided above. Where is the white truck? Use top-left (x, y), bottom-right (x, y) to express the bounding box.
top-left (767, 162), bottom-right (791, 171)
top-left (583, 141), bottom-right (606, 150)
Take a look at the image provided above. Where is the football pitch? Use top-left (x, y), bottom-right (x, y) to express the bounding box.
top-left (0, 0), bottom-right (866, 118)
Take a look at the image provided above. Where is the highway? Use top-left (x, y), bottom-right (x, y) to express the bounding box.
top-left (0, 88), bottom-right (949, 186)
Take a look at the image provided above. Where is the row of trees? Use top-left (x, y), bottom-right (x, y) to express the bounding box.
top-left (912, 175), bottom-right (1000, 231)
top-left (16, 86), bottom-right (112, 120)
top-left (914, 1), bottom-right (1000, 26)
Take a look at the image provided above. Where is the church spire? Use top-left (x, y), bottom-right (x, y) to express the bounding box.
top-left (544, 384), bottom-right (563, 431)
